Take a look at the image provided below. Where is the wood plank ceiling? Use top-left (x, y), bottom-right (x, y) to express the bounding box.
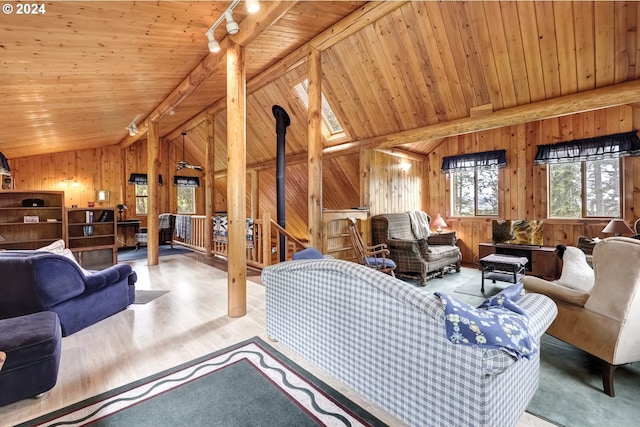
top-left (2, 1), bottom-right (640, 168)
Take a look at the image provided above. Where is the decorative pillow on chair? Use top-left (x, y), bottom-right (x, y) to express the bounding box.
top-left (556, 246), bottom-right (594, 292)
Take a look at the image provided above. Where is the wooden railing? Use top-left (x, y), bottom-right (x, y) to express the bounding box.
top-left (172, 211), bottom-right (307, 269)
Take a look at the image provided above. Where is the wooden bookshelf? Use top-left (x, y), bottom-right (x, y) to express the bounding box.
top-left (0, 191), bottom-right (65, 250)
top-left (65, 207), bottom-right (116, 269)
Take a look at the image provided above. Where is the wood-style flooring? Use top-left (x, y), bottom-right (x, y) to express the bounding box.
top-left (1, 252), bottom-right (552, 426)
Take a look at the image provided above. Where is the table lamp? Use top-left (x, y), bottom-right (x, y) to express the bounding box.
top-left (432, 214), bottom-right (447, 233)
top-left (116, 204), bottom-right (128, 222)
top-left (602, 218), bottom-right (633, 236)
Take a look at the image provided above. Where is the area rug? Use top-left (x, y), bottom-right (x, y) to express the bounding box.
top-left (133, 289), bottom-right (169, 304)
top-left (117, 244), bottom-right (192, 262)
top-left (527, 334), bottom-right (640, 427)
top-left (18, 337), bottom-right (387, 427)
top-left (453, 276), bottom-right (514, 297)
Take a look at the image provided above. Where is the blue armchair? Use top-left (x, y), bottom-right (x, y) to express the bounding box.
top-left (0, 251), bottom-right (136, 336)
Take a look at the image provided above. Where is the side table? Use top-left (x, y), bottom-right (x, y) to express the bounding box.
top-left (479, 254), bottom-right (528, 293)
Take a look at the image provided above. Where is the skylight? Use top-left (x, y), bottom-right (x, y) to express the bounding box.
top-left (293, 79), bottom-right (345, 140)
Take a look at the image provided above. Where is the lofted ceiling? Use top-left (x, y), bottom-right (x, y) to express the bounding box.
top-left (2, 1), bottom-right (640, 169)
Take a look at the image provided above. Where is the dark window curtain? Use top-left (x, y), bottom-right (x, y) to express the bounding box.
top-left (173, 176), bottom-right (200, 187)
top-left (441, 149), bottom-right (507, 174)
top-left (0, 152), bottom-right (10, 175)
top-left (534, 131), bottom-right (640, 165)
top-left (128, 174), bottom-right (163, 185)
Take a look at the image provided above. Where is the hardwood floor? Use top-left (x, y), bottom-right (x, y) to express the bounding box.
top-left (1, 253), bottom-right (552, 426)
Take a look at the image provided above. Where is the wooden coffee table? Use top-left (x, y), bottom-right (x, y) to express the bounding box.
top-left (479, 254), bottom-right (528, 293)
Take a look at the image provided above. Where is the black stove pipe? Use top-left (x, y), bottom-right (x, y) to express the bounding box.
top-left (272, 105), bottom-right (290, 262)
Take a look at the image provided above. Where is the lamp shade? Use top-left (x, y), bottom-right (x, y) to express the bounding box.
top-left (432, 214), bottom-right (447, 232)
top-left (602, 219), bottom-right (633, 236)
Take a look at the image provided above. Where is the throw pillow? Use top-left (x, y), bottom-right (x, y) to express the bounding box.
top-left (38, 239), bottom-right (66, 252)
top-left (435, 290), bottom-right (536, 360)
top-left (292, 247), bottom-right (324, 260)
top-left (38, 240), bottom-right (91, 275)
top-left (556, 246), bottom-right (594, 292)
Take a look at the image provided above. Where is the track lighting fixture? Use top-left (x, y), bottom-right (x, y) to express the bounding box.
top-left (224, 9), bottom-right (239, 35)
top-left (205, 29), bottom-right (220, 53)
top-left (204, 0), bottom-right (260, 53)
top-left (126, 114), bottom-right (140, 137)
top-left (246, 0), bottom-right (260, 13)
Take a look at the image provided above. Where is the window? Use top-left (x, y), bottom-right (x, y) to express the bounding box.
top-left (177, 186), bottom-right (196, 214)
top-left (135, 184), bottom-right (148, 215)
top-left (293, 79), bottom-right (345, 140)
top-left (451, 169), bottom-right (499, 216)
top-left (442, 150), bottom-right (506, 217)
top-left (549, 158), bottom-right (621, 218)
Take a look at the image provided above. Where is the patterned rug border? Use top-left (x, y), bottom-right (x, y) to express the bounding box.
top-left (18, 337), bottom-right (387, 427)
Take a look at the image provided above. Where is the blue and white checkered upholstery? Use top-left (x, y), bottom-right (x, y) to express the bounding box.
top-left (262, 259), bottom-right (557, 427)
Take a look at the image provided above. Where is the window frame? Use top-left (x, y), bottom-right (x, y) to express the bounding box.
top-left (292, 78), bottom-right (348, 142)
top-left (547, 157), bottom-right (623, 219)
top-left (450, 167), bottom-right (500, 217)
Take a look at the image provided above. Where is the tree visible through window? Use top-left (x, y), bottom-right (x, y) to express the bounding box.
top-left (135, 184), bottom-right (148, 215)
top-left (452, 168), bottom-right (498, 216)
top-left (177, 186), bottom-right (195, 214)
top-left (549, 159), bottom-right (620, 218)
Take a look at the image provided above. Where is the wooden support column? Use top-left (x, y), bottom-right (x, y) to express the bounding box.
top-left (147, 121), bottom-right (160, 266)
top-left (227, 40), bottom-right (247, 318)
top-left (205, 113), bottom-right (215, 256)
top-left (307, 47), bottom-right (323, 250)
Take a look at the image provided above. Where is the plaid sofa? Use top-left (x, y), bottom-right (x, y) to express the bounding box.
top-left (372, 212), bottom-right (462, 285)
top-left (262, 259), bottom-right (557, 427)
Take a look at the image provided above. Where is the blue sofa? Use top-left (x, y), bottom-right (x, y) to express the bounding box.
top-left (263, 259), bottom-right (557, 427)
top-left (0, 251), bottom-right (136, 336)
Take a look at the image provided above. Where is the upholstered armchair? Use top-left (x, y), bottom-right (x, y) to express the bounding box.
top-left (522, 237), bottom-right (640, 396)
top-left (371, 212), bottom-right (461, 285)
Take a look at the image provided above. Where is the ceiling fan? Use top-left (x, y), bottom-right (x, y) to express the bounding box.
top-left (176, 131), bottom-right (203, 172)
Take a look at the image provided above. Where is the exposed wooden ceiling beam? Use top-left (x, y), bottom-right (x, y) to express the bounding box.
top-left (164, 1), bottom-right (408, 142)
top-left (358, 79), bottom-right (640, 150)
top-left (119, 1), bottom-right (296, 149)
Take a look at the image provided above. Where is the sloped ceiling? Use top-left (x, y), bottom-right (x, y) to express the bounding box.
top-left (2, 1), bottom-right (640, 168)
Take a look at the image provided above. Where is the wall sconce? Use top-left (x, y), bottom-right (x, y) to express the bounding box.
top-left (95, 189), bottom-right (110, 202)
top-left (126, 114), bottom-right (141, 136)
top-left (399, 162), bottom-right (411, 173)
top-left (59, 177), bottom-right (80, 187)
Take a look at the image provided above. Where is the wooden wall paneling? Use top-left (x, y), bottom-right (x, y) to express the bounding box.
top-left (498, 1), bottom-right (531, 106)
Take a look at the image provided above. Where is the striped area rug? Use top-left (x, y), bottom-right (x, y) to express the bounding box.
top-left (19, 337), bottom-right (386, 427)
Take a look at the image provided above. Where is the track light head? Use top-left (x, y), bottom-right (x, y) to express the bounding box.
top-left (246, 0), bottom-right (260, 13)
top-left (224, 9), bottom-right (240, 35)
top-left (205, 29), bottom-right (220, 53)
top-left (126, 114), bottom-right (140, 137)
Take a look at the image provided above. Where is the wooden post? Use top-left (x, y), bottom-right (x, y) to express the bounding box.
top-left (147, 121), bottom-right (160, 266)
top-left (227, 40), bottom-right (247, 318)
top-left (205, 113), bottom-right (215, 256)
top-left (307, 46), bottom-right (323, 251)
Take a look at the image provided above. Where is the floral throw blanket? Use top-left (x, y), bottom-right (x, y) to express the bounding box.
top-left (435, 283), bottom-right (537, 360)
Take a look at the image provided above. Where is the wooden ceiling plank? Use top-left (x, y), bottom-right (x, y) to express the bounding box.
top-left (119, 1), bottom-right (294, 149)
top-left (164, 1), bottom-right (408, 142)
top-left (573, 1), bottom-right (596, 92)
top-left (553, 2), bottom-right (579, 96)
top-left (535, 1), bottom-right (562, 99)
